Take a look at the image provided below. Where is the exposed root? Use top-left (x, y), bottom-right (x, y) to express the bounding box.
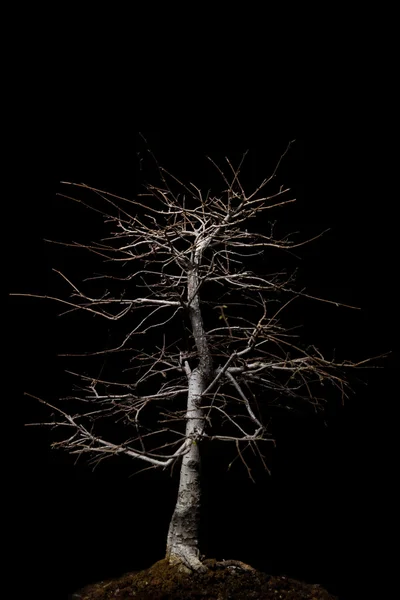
top-left (166, 549), bottom-right (208, 574)
top-left (213, 559), bottom-right (256, 572)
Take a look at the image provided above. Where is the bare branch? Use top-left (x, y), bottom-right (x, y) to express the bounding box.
top-left (19, 147), bottom-right (372, 485)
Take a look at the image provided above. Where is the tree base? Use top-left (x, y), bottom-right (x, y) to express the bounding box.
top-left (166, 549), bottom-right (208, 573)
top-left (166, 552), bottom-right (257, 574)
top-left (70, 558), bottom-right (337, 599)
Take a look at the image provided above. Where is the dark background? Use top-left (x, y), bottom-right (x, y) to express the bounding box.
top-left (8, 132), bottom-right (396, 599)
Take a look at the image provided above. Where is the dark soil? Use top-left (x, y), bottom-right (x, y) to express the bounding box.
top-left (69, 558), bottom-right (337, 600)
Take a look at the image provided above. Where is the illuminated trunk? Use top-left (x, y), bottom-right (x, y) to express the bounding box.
top-left (166, 368), bottom-right (207, 572)
top-left (166, 265), bottom-right (212, 572)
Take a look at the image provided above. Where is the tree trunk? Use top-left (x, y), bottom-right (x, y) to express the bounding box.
top-left (166, 265), bottom-right (211, 572)
top-left (166, 367), bottom-right (207, 572)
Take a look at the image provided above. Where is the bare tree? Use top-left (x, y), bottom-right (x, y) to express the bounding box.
top-left (15, 146), bottom-right (369, 573)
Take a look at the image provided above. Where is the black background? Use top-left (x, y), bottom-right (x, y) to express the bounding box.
top-left (8, 131), bottom-right (396, 599)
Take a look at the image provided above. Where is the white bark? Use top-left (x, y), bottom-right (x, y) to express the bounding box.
top-left (165, 368), bottom-right (207, 572)
top-left (17, 158), bottom-right (361, 574)
top-left (166, 266), bottom-right (211, 572)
